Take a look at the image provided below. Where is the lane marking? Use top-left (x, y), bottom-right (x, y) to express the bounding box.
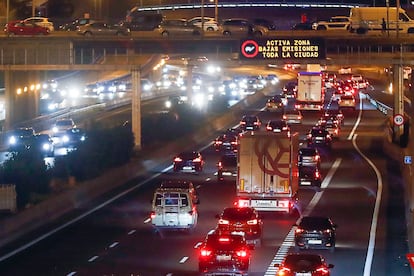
top-left (88, 256), bottom-right (99, 262)
top-left (67, 272), bottom-right (77, 276)
top-left (264, 158), bottom-right (342, 275)
top-left (128, 230), bottom-right (136, 235)
top-left (352, 134), bottom-right (383, 276)
top-left (179, 256), bottom-right (189, 263)
top-left (347, 92), bottom-right (364, 140)
top-left (109, 242), bottom-right (119, 248)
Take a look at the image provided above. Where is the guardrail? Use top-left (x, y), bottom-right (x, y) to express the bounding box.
top-left (364, 91), bottom-right (393, 116)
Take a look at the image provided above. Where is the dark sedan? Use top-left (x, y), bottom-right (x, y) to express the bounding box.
top-left (275, 253), bottom-right (334, 275)
top-left (173, 151), bottom-right (204, 172)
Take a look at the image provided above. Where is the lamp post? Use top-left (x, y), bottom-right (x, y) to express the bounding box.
top-left (210, 0), bottom-right (218, 22)
top-left (6, 0), bottom-right (9, 23)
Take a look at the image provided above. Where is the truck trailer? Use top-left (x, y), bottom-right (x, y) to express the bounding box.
top-left (236, 131), bottom-right (299, 214)
top-left (349, 7), bottom-right (414, 34)
top-left (295, 71), bottom-right (324, 111)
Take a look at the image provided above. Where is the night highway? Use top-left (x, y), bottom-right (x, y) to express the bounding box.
top-left (0, 69), bottom-right (410, 275)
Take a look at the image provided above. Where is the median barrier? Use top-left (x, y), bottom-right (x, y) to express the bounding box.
top-left (0, 89), bottom-right (266, 250)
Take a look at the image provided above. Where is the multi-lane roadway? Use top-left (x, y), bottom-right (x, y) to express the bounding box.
top-left (0, 68), bottom-right (410, 275)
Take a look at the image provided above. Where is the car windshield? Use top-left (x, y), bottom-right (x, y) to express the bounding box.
top-left (179, 151), bottom-right (198, 159)
top-left (299, 148), bottom-right (317, 156)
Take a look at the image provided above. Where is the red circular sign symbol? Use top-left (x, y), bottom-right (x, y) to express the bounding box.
top-left (241, 40), bottom-right (259, 58)
top-left (394, 114), bottom-right (404, 126)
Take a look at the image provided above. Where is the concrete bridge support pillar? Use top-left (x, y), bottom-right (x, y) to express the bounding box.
top-left (392, 64), bottom-right (404, 144)
top-left (131, 67), bottom-right (142, 151)
top-left (4, 70), bottom-right (40, 131)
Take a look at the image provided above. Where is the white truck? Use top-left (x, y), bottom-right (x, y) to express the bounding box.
top-left (295, 71), bottom-right (324, 111)
top-left (236, 132), bottom-right (299, 214)
top-left (349, 7), bottom-right (414, 34)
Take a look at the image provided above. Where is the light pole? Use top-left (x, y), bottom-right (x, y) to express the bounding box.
top-left (210, 0), bottom-right (218, 22)
top-left (6, 0), bottom-right (9, 23)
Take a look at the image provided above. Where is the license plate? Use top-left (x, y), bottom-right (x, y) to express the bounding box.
top-left (295, 273), bottom-right (311, 276)
top-left (183, 166), bottom-right (193, 170)
top-left (300, 181), bottom-right (311, 185)
top-left (316, 137), bottom-right (323, 140)
top-left (251, 200), bottom-right (277, 207)
top-left (217, 255), bottom-right (231, 261)
top-left (308, 239), bottom-right (322, 244)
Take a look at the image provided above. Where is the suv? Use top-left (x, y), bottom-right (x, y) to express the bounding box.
top-left (215, 207), bottom-right (263, 247)
top-left (298, 147), bottom-right (321, 168)
top-left (299, 165), bottom-right (322, 188)
top-left (150, 184), bottom-right (199, 233)
top-left (7, 127), bottom-right (36, 151)
top-left (307, 126), bottom-right (332, 148)
top-left (198, 230), bottom-right (252, 274)
top-left (221, 18), bottom-right (268, 37)
top-left (213, 133), bottom-right (239, 152)
top-left (312, 16), bottom-right (350, 31)
top-left (240, 115), bottom-right (261, 131)
top-left (294, 216), bottom-right (337, 252)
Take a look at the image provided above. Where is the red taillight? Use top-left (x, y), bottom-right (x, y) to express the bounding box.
top-left (174, 157), bottom-right (182, 162)
top-left (215, 140), bottom-right (223, 145)
top-left (150, 211), bottom-right (156, 219)
top-left (217, 161), bottom-right (223, 168)
top-left (323, 229), bottom-right (332, 234)
top-left (277, 267), bottom-right (291, 276)
top-left (283, 115), bottom-right (287, 120)
top-left (193, 157), bottom-right (201, 162)
top-left (236, 249), bottom-right (248, 258)
top-left (295, 228), bottom-right (304, 234)
top-left (266, 126), bottom-right (272, 131)
top-left (247, 219), bottom-right (258, 225)
top-left (315, 171), bottom-right (320, 178)
top-left (240, 121), bottom-right (246, 125)
top-left (316, 266), bottom-right (330, 275)
top-left (200, 248), bottom-right (212, 257)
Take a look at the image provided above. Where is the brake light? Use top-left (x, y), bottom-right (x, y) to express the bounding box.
top-left (323, 229), bottom-right (332, 234)
top-left (254, 121), bottom-right (259, 125)
top-left (219, 237), bottom-right (230, 242)
top-left (150, 211), bottom-right (156, 219)
top-left (174, 157), bottom-right (182, 162)
top-left (297, 115), bottom-right (302, 120)
top-left (218, 219), bottom-right (229, 225)
top-left (236, 249), bottom-right (248, 258)
top-left (215, 140), bottom-right (223, 145)
top-left (295, 227), bottom-right (304, 234)
top-left (266, 126), bottom-right (272, 131)
top-left (240, 121), bottom-right (246, 125)
top-left (277, 267), bottom-right (291, 276)
top-left (315, 171), bottom-right (320, 178)
top-left (247, 219), bottom-right (258, 225)
top-left (200, 248), bottom-right (212, 257)
top-left (283, 115), bottom-right (287, 120)
top-left (217, 161), bottom-right (223, 168)
top-left (316, 266), bottom-right (330, 275)
top-left (193, 157), bottom-right (202, 162)
top-left (315, 155), bottom-right (320, 161)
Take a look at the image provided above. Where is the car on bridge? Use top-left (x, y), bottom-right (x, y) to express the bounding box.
top-left (23, 17), bottom-right (54, 32)
top-left (4, 20), bottom-right (50, 36)
top-left (156, 19), bottom-right (202, 37)
top-left (221, 18), bottom-right (268, 37)
top-left (312, 16), bottom-right (350, 31)
top-left (188, 16), bottom-right (221, 32)
top-left (77, 21), bottom-right (131, 36)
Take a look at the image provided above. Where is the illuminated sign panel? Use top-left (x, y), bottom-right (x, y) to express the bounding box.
top-left (240, 38), bottom-right (325, 60)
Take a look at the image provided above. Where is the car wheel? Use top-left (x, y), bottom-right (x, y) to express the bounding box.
top-left (161, 31), bottom-right (169, 37)
top-left (193, 30), bottom-right (201, 36)
top-left (207, 27), bottom-right (214, 31)
top-left (317, 25), bottom-right (327, 31)
top-left (223, 30), bottom-right (231, 36)
top-left (84, 31), bottom-right (92, 36)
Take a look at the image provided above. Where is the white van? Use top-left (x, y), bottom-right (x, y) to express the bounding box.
top-left (150, 181), bottom-right (199, 233)
top-left (349, 7), bottom-right (414, 34)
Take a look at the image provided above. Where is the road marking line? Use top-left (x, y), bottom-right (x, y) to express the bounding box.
top-left (67, 272), bottom-right (77, 276)
top-left (144, 217), bottom-right (151, 224)
top-left (128, 229), bottom-right (136, 235)
top-left (179, 256), bottom-right (189, 263)
top-left (264, 158), bottom-right (342, 276)
top-left (88, 255), bottom-right (99, 262)
top-left (109, 242), bottom-right (119, 248)
top-left (347, 91), bottom-right (364, 140)
top-left (352, 134), bottom-right (383, 276)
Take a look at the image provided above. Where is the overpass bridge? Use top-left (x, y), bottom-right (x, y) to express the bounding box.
top-left (0, 35), bottom-right (412, 147)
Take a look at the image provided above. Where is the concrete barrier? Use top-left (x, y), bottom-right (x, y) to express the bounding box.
top-left (0, 90), bottom-right (266, 249)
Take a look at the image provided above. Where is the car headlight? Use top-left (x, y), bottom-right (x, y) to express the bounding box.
top-left (62, 135), bottom-right (70, 143)
top-left (42, 143), bottom-right (51, 150)
top-left (52, 126), bottom-right (58, 133)
top-left (9, 136), bottom-right (16, 145)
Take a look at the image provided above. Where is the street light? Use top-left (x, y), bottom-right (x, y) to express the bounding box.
top-left (209, 0), bottom-right (218, 22)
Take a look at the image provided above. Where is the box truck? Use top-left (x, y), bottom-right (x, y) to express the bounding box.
top-left (296, 71), bottom-right (324, 111)
top-left (236, 132), bottom-right (299, 214)
top-left (349, 7), bottom-right (414, 34)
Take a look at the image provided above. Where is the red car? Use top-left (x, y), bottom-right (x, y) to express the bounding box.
top-left (4, 20), bottom-right (50, 36)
